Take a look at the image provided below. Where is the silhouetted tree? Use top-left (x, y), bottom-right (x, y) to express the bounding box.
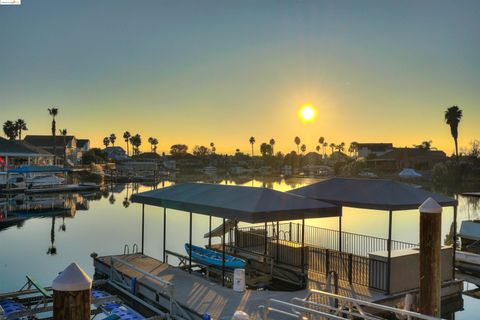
top-left (109, 133), bottom-right (116, 147)
top-left (269, 138), bottom-right (275, 154)
top-left (294, 136), bottom-right (301, 153)
top-left (3, 121), bottom-right (17, 140)
top-left (48, 107), bottom-right (59, 164)
top-left (260, 143), bottom-right (273, 156)
top-left (15, 119), bottom-right (27, 139)
top-left (123, 131), bottom-right (131, 156)
top-left (103, 137), bottom-right (110, 148)
top-left (130, 134), bottom-right (142, 155)
top-left (249, 136), bottom-right (256, 157)
top-left (329, 143), bottom-right (335, 154)
top-left (444, 106), bottom-right (463, 158)
top-left (192, 145), bottom-right (211, 158)
top-left (170, 144), bottom-right (188, 156)
top-left (300, 144), bottom-right (306, 154)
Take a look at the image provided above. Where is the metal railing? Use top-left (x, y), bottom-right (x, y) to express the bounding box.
top-left (237, 222), bottom-right (416, 257)
top-left (234, 223), bottom-right (397, 291)
top-left (259, 289), bottom-right (444, 320)
top-left (109, 257), bottom-right (191, 320)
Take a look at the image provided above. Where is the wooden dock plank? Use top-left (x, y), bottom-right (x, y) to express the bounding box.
top-left (96, 254), bottom-right (385, 319)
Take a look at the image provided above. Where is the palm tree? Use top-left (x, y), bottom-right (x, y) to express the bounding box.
top-left (47, 216), bottom-right (57, 255)
top-left (103, 137), bottom-right (110, 148)
top-left (323, 142), bottom-right (328, 157)
top-left (294, 136), bottom-right (301, 153)
top-left (210, 142), bottom-right (216, 154)
top-left (316, 145), bottom-right (320, 153)
top-left (151, 138), bottom-right (159, 153)
top-left (329, 143), bottom-right (335, 154)
top-left (249, 136), bottom-right (255, 157)
top-left (59, 129), bottom-right (68, 166)
top-left (109, 133), bottom-right (116, 147)
top-left (444, 106), bottom-right (463, 158)
top-left (123, 131), bottom-right (131, 156)
top-left (269, 138), bottom-right (276, 154)
top-left (3, 121), bottom-right (17, 140)
top-left (15, 119), bottom-right (27, 139)
top-left (300, 144), bottom-right (306, 154)
top-left (48, 107), bottom-right (59, 164)
top-left (148, 137), bottom-right (154, 152)
top-left (130, 134), bottom-right (142, 155)
top-left (319, 137), bottom-right (325, 147)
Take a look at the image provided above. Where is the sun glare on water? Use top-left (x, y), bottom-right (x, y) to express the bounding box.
top-left (299, 104), bottom-right (316, 122)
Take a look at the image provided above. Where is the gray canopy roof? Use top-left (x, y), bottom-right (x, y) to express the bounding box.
top-left (289, 177), bottom-right (457, 210)
top-left (131, 183), bottom-right (341, 223)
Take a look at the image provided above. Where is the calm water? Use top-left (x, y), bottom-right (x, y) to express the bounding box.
top-left (0, 177), bottom-right (479, 318)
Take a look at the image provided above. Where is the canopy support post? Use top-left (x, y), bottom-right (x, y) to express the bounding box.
top-left (222, 218), bottom-right (226, 287)
top-left (276, 221), bottom-right (280, 261)
top-left (338, 215), bottom-right (342, 252)
top-left (264, 221), bottom-right (268, 256)
top-left (387, 210), bottom-right (393, 294)
top-left (189, 212), bottom-right (192, 274)
top-left (141, 204), bottom-right (145, 254)
top-left (301, 218), bottom-right (305, 281)
top-left (208, 215), bottom-right (212, 247)
top-left (163, 208), bottom-right (166, 263)
top-left (452, 204), bottom-right (458, 280)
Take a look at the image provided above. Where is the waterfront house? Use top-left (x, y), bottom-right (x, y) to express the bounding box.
top-left (357, 143), bottom-right (394, 158)
top-left (103, 146), bottom-right (129, 162)
top-left (0, 137), bottom-right (53, 171)
top-left (367, 148), bottom-right (447, 170)
top-left (24, 135), bottom-right (86, 165)
top-left (75, 139), bottom-right (90, 161)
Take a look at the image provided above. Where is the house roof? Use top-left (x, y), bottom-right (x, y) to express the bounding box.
top-left (380, 148), bottom-right (447, 160)
top-left (0, 137), bottom-right (52, 156)
top-left (289, 177), bottom-right (457, 210)
top-left (357, 143), bottom-right (393, 152)
top-left (24, 135), bottom-right (75, 147)
top-left (76, 139), bottom-right (90, 148)
top-left (131, 183), bottom-right (341, 223)
top-left (133, 152), bottom-right (162, 160)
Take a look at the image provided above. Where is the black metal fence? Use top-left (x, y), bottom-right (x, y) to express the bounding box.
top-left (236, 222), bottom-right (416, 257)
top-left (233, 222), bottom-right (414, 292)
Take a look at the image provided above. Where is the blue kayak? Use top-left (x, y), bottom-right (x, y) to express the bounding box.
top-left (185, 244), bottom-right (246, 269)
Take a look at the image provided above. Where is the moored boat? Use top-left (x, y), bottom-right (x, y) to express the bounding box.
top-left (185, 243), bottom-right (246, 269)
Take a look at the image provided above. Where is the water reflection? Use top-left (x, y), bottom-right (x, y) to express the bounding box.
top-left (0, 177), bottom-right (479, 319)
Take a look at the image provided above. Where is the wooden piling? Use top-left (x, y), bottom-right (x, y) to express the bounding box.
top-left (52, 263), bottom-right (92, 320)
top-left (418, 198), bottom-right (442, 317)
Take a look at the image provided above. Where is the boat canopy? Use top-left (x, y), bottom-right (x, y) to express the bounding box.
top-left (459, 221), bottom-right (480, 241)
top-left (131, 183), bottom-right (341, 223)
top-left (8, 165), bottom-right (72, 174)
top-left (289, 177), bottom-right (457, 210)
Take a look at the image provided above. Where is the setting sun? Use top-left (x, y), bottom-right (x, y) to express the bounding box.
top-left (299, 104), bottom-right (316, 122)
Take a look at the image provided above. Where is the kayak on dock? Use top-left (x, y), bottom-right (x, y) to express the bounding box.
top-left (185, 243), bottom-right (246, 269)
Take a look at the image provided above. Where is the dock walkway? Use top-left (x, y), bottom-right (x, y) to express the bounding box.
top-left (94, 254), bottom-right (384, 319)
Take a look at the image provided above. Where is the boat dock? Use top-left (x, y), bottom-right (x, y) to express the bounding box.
top-left (461, 192), bottom-right (480, 197)
top-left (93, 253), bottom-right (463, 320)
top-left (1, 183), bottom-right (99, 195)
top-left (94, 253), bottom-right (382, 319)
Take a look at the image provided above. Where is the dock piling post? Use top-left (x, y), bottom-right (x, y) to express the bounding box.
top-left (52, 263), bottom-right (92, 320)
top-left (452, 204), bottom-right (458, 280)
top-left (419, 198), bottom-right (442, 317)
top-left (386, 210), bottom-right (393, 294)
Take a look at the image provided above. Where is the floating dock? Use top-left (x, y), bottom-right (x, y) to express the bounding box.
top-left (93, 253), bottom-right (463, 320)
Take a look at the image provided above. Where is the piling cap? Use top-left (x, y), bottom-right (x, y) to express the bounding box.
top-left (52, 263), bottom-right (92, 292)
top-left (419, 197), bottom-right (443, 214)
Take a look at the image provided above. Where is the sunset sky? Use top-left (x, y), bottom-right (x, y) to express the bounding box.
top-left (0, 0), bottom-right (479, 155)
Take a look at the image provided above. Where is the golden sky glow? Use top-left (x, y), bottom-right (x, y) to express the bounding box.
top-left (0, 1), bottom-right (479, 156)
